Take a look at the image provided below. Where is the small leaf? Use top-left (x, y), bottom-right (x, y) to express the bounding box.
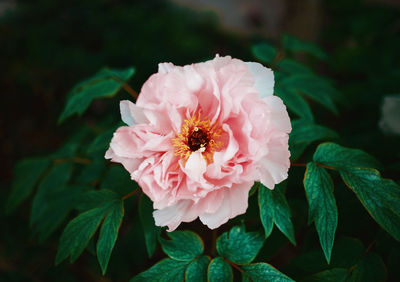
top-left (185, 255), bottom-right (210, 282)
top-left (102, 165), bottom-right (139, 196)
top-left (290, 120), bottom-right (338, 160)
top-left (160, 230), bottom-right (204, 261)
top-left (207, 257), bottom-right (233, 282)
top-left (59, 67), bottom-right (135, 123)
top-left (87, 128), bottom-right (116, 154)
top-left (275, 87), bottom-right (314, 121)
top-left (277, 58), bottom-right (313, 74)
top-left (30, 162), bottom-right (74, 226)
top-left (304, 162), bottom-right (338, 263)
top-left (258, 184), bottom-right (296, 244)
top-left (33, 185), bottom-right (86, 242)
top-left (313, 143), bottom-right (380, 170)
top-left (281, 75), bottom-right (338, 114)
top-left (76, 189), bottom-right (119, 211)
top-left (282, 34), bottom-right (328, 61)
top-left (139, 194), bottom-right (160, 258)
top-left (304, 268), bottom-right (348, 282)
top-left (130, 258), bottom-right (188, 282)
top-left (216, 225), bottom-right (264, 265)
top-left (348, 253), bottom-right (387, 282)
top-left (252, 43), bottom-right (277, 64)
top-left (96, 200), bottom-right (124, 274)
top-left (55, 206), bottom-right (108, 265)
top-left (75, 157), bottom-right (106, 185)
top-left (340, 167), bottom-right (400, 241)
top-left (241, 263), bottom-right (294, 282)
top-left (6, 158), bottom-right (51, 213)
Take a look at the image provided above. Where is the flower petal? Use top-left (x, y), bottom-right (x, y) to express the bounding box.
top-left (199, 181), bottom-right (253, 229)
top-left (246, 62), bottom-right (274, 98)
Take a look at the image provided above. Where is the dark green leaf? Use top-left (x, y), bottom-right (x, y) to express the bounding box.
top-left (55, 206), bottom-right (109, 265)
top-left (77, 189), bottom-right (119, 211)
top-left (252, 43), bottom-right (277, 64)
top-left (281, 75), bottom-right (338, 114)
top-left (75, 157), bottom-right (106, 185)
top-left (87, 128), bottom-right (116, 154)
top-left (102, 165), bottom-right (139, 196)
top-left (258, 184), bottom-right (296, 244)
top-left (160, 230), bottom-right (204, 261)
top-left (30, 162), bottom-right (74, 226)
top-left (131, 258), bottom-right (188, 282)
top-left (304, 162), bottom-right (338, 263)
top-left (290, 120), bottom-right (338, 160)
top-left (185, 255), bottom-right (210, 282)
top-left (277, 58), bottom-right (313, 75)
top-left (207, 257), bottom-right (233, 282)
top-left (97, 200), bottom-right (124, 275)
top-left (139, 194), bottom-right (160, 258)
top-left (241, 263), bottom-right (294, 281)
top-left (33, 185), bottom-right (86, 242)
top-left (348, 253), bottom-right (386, 282)
top-left (59, 67), bottom-right (135, 123)
top-left (275, 87), bottom-right (314, 121)
top-left (6, 158), bottom-right (51, 213)
top-left (340, 168), bottom-right (400, 241)
top-left (216, 225), bottom-right (264, 265)
top-left (313, 143), bottom-right (380, 170)
top-left (282, 34), bottom-right (328, 61)
top-left (303, 268), bottom-right (348, 282)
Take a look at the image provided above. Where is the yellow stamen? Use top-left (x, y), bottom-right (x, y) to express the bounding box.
top-left (172, 112), bottom-right (223, 165)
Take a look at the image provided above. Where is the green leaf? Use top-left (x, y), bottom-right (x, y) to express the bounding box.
top-left (6, 158), bottom-right (51, 213)
top-left (33, 185), bottom-right (86, 242)
top-left (340, 168), bottom-right (400, 241)
top-left (131, 258), bottom-right (188, 282)
top-left (59, 67), bottom-right (135, 123)
top-left (96, 200), bottom-right (124, 275)
top-left (185, 255), bottom-right (210, 282)
top-left (216, 225), bottom-right (264, 265)
top-left (258, 184), bottom-right (296, 244)
top-left (347, 253), bottom-right (386, 282)
top-left (252, 43), bottom-right (277, 64)
top-left (207, 257), bottom-right (233, 282)
top-left (87, 128), bottom-right (116, 154)
top-left (281, 75), bottom-right (338, 114)
top-left (30, 162), bottom-right (74, 226)
top-left (277, 58), bottom-right (313, 75)
top-left (275, 87), bottom-right (314, 121)
top-left (55, 206), bottom-right (109, 265)
top-left (241, 263), bottom-right (294, 282)
top-left (101, 165), bottom-right (139, 196)
top-left (304, 163), bottom-right (338, 263)
top-left (77, 189), bottom-right (120, 211)
top-left (75, 157), bottom-right (106, 185)
top-left (304, 268), bottom-right (348, 282)
top-left (139, 194), bottom-right (160, 258)
top-left (160, 230), bottom-right (204, 261)
top-left (313, 143), bottom-right (380, 170)
top-left (282, 34), bottom-right (328, 61)
top-left (290, 120), bottom-right (339, 160)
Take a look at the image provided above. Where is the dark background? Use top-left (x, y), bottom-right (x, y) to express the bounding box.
top-left (1, 0), bottom-right (399, 281)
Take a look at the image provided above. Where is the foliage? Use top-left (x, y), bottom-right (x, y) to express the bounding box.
top-left (2, 0), bottom-right (400, 281)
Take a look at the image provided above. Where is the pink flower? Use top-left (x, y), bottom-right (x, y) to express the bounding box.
top-left (105, 55), bottom-right (291, 231)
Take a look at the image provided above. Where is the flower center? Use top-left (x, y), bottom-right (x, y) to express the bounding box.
top-left (188, 127), bottom-right (209, 151)
top-left (172, 112), bottom-right (223, 164)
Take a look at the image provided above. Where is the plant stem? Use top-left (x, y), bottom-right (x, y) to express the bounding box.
top-left (122, 83), bottom-right (138, 99)
top-left (122, 189), bottom-right (140, 200)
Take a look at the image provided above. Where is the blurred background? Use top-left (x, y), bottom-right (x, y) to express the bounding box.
top-left (1, 0), bottom-right (399, 281)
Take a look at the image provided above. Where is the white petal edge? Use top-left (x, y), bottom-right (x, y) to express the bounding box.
top-left (246, 62), bottom-right (274, 98)
top-left (120, 100), bottom-right (148, 126)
